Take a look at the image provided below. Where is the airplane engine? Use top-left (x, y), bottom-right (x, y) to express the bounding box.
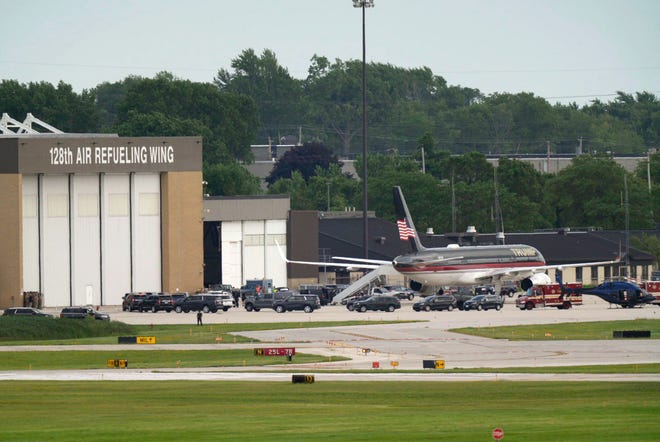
top-left (409, 280), bottom-right (438, 296)
top-left (520, 273), bottom-right (552, 290)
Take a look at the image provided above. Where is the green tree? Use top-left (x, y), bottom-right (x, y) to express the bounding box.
top-left (265, 141), bottom-right (342, 186)
top-left (268, 171), bottom-right (314, 210)
top-left (0, 79), bottom-right (99, 132)
top-left (215, 49), bottom-right (303, 143)
top-left (203, 162), bottom-right (262, 196)
top-left (118, 72), bottom-right (259, 162)
top-left (632, 233), bottom-right (660, 268)
top-left (545, 155), bottom-right (653, 229)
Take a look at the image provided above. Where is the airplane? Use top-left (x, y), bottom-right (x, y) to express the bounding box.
top-left (390, 186), bottom-right (619, 295)
top-left (562, 279), bottom-right (656, 308)
top-left (279, 186), bottom-right (620, 296)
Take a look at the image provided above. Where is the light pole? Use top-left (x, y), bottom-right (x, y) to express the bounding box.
top-left (353, 0), bottom-right (373, 259)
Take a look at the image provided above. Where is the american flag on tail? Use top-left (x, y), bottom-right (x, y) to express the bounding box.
top-left (397, 219), bottom-right (416, 241)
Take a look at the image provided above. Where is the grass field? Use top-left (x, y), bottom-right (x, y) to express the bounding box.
top-left (451, 319), bottom-right (659, 340)
top-left (0, 381), bottom-right (658, 441)
top-left (0, 318), bottom-right (411, 345)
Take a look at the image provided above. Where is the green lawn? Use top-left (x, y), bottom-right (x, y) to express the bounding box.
top-left (451, 319), bottom-right (659, 340)
top-left (0, 319), bottom-right (412, 345)
top-left (0, 381), bottom-right (658, 441)
top-left (0, 349), bottom-right (345, 370)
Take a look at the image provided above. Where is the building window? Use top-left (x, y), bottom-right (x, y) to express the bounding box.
top-left (604, 266), bottom-right (611, 279)
top-left (642, 266), bottom-right (649, 281)
top-left (575, 267), bottom-right (582, 282)
top-left (244, 234), bottom-right (264, 246)
top-left (591, 266), bottom-right (599, 284)
top-left (631, 265), bottom-right (637, 279)
top-left (266, 234), bottom-right (286, 246)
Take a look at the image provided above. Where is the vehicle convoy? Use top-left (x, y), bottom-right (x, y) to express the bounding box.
top-left (273, 294), bottom-right (321, 313)
top-left (516, 283), bottom-right (583, 310)
top-left (412, 294), bottom-right (456, 311)
top-left (244, 291), bottom-right (288, 312)
top-left (352, 295), bottom-right (401, 312)
top-left (463, 294), bottom-right (504, 311)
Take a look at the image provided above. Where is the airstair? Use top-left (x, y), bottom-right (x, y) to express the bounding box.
top-left (332, 264), bottom-right (400, 304)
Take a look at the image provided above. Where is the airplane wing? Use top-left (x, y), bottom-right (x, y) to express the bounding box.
top-left (475, 259), bottom-right (621, 284)
top-left (332, 256), bottom-right (392, 266)
top-left (275, 242), bottom-right (385, 270)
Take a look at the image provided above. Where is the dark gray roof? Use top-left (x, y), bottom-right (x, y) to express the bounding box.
top-left (319, 217), bottom-right (655, 265)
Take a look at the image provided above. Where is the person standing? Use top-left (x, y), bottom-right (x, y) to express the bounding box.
top-left (196, 311), bottom-right (203, 326)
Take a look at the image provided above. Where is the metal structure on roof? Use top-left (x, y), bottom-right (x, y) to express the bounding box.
top-left (0, 113), bottom-right (63, 135)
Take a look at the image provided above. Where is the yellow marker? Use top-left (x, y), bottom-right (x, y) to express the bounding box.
top-left (137, 336), bottom-right (156, 344)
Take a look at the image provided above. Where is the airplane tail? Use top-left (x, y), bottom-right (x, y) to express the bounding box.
top-left (393, 186), bottom-right (426, 252)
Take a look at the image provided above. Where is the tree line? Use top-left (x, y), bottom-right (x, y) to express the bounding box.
top-left (1, 48), bottom-right (659, 235)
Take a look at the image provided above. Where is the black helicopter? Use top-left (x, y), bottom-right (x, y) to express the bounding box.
top-left (563, 278), bottom-right (656, 308)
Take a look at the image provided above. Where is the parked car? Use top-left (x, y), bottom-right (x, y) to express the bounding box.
top-left (463, 294), bottom-right (504, 311)
top-left (273, 294), bottom-right (321, 313)
top-left (344, 294), bottom-right (370, 311)
top-left (499, 281), bottom-right (519, 297)
top-left (122, 293), bottom-right (148, 312)
top-left (474, 285), bottom-right (495, 295)
top-left (412, 294), bottom-right (457, 311)
top-left (206, 290), bottom-right (233, 311)
top-left (3, 307), bottom-right (53, 317)
top-left (244, 291), bottom-right (289, 312)
top-left (140, 293), bottom-right (174, 312)
top-left (60, 306), bottom-right (110, 320)
top-left (171, 292), bottom-right (189, 304)
top-left (449, 287), bottom-right (475, 310)
top-left (384, 285), bottom-right (416, 300)
top-left (174, 294), bottom-right (226, 313)
top-left (352, 295), bottom-right (401, 312)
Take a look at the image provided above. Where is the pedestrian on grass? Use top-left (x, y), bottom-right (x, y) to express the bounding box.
top-left (197, 311), bottom-right (203, 326)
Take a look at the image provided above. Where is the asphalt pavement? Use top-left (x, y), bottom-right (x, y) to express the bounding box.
top-left (2, 296), bottom-right (659, 381)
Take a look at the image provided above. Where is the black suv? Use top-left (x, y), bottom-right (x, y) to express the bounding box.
top-left (352, 295), bottom-right (401, 312)
top-left (122, 293), bottom-right (147, 312)
top-left (450, 287), bottom-right (475, 310)
top-left (273, 294), bottom-right (321, 313)
top-left (140, 293), bottom-right (174, 312)
top-left (60, 306), bottom-right (110, 320)
top-left (2, 307), bottom-right (53, 317)
top-left (174, 294), bottom-right (224, 313)
top-left (344, 295), bottom-right (370, 311)
top-left (412, 294), bottom-right (456, 312)
top-left (244, 291), bottom-right (289, 312)
top-left (463, 294), bottom-right (504, 311)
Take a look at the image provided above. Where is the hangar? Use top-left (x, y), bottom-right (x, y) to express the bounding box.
top-left (0, 134), bottom-right (203, 308)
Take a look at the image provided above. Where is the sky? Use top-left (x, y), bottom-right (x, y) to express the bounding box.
top-left (1, 0), bottom-right (658, 106)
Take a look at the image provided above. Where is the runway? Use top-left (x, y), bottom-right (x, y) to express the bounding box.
top-left (1, 296), bottom-right (658, 381)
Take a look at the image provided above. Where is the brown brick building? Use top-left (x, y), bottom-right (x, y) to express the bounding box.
top-left (0, 135), bottom-right (203, 308)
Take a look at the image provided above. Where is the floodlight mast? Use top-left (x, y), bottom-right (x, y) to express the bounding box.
top-left (352, 0), bottom-right (374, 259)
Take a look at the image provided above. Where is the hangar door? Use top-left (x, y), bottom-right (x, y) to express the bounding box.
top-left (22, 172), bottom-right (162, 307)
